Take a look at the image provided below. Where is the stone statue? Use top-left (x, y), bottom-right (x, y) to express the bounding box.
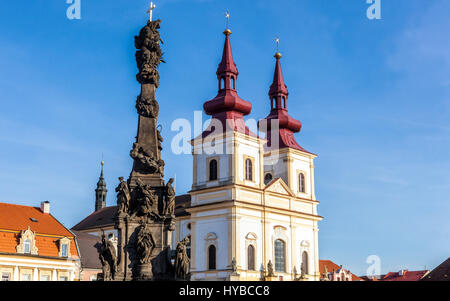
top-left (116, 177), bottom-right (131, 215)
top-left (293, 266), bottom-right (298, 280)
top-left (164, 178), bottom-right (175, 216)
top-left (133, 179), bottom-right (160, 220)
top-left (135, 19), bottom-right (164, 86)
top-left (157, 127), bottom-right (163, 151)
top-left (300, 264), bottom-right (306, 279)
top-left (321, 265), bottom-right (330, 281)
top-left (231, 257), bottom-right (238, 275)
top-left (99, 232), bottom-right (117, 281)
top-left (130, 143), bottom-right (164, 175)
top-left (136, 223), bottom-right (155, 264)
top-left (175, 236), bottom-right (190, 280)
top-left (267, 260), bottom-right (275, 277)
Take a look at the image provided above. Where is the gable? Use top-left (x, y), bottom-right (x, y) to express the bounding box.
top-left (264, 178), bottom-right (294, 197)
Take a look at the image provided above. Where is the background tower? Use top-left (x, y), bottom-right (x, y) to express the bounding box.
top-left (94, 161), bottom-right (107, 212)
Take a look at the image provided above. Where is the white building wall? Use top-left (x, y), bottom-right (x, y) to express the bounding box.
top-left (192, 216), bottom-right (229, 273)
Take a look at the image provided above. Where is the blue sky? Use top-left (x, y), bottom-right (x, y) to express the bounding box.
top-left (0, 0), bottom-right (449, 275)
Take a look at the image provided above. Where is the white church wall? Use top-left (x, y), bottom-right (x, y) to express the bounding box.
top-left (193, 216), bottom-right (229, 273)
top-left (236, 210), bottom-right (264, 272)
top-left (191, 189), bottom-right (232, 206)
top-left (294, 221), bottom-right (318, 277)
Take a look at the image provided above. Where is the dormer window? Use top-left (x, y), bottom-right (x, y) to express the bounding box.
top-left (24, 239), bottom-right (31, 254)
top-left (61, 244), bottom-right (68, 257)
top-left (16, 227), bottom-right (38, 255)
top-left (58, 237), bottom-right (71, 258)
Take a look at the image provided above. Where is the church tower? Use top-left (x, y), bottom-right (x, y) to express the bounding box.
top-left (95, 161), bottom-right (107, 212)
top-left (259, 51), bottom-right (317, 200)
top-left (185, 22), bottom-right (322, 281)
top-left (188, 26), bottom-right (267, 281)
top-left (259, 51), bottom-right (321, 280)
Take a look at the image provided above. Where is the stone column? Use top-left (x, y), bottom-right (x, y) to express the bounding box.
top-left (52, 269), bottom-right (57, 281)
top-left (33, 268), bottom-right (38, 281)
top-left (13, 266), bottom-right (19, 281)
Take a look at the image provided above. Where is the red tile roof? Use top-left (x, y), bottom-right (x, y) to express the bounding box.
top-left (380, 270), bottom-right (429, 281)
top-left (319, 260), bottom-right (363, 281)
top-left (0, 202), bottom-right (73, 236)
top-left (0, 202), bottom-right (78, 258)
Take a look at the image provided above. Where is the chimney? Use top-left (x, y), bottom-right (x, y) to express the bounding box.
top-left (399, 269), bottom-right (407, 276)
top-left (41, 201), bottom-right (50, 214)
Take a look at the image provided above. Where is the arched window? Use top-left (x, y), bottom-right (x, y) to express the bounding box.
top-left (24, 239), bottom-right (31, 254)
top-left (208, 245), bottom-right (216, 270)
top-left (209, 159), bottom-right (218, 181)
top-left (245, 158), bottom-right (253, 181)
top-left (264, 173), bottom-right (273, 185)
top-left (274, 239), bottom-right (286, 273)
top-left (282, 97), bottom-right (286, 108)
top-left (299, 173), bottom-right (306, 193)
top-left (221, 77), bottom-right (226, 90)
top-left (301, 251), bottom-right (309, 275)
top-left (231, 77), bottom-right (235, 90)
top-left (247, 245), bottom-right (255, 271)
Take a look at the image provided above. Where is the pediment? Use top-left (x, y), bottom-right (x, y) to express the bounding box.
top-left (264, 178), bottom-right (294, 197)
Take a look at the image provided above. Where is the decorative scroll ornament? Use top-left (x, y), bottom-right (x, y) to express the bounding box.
top-left (136, 94), bottom-right (159, 118)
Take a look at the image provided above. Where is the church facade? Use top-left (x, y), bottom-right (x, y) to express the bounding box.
top-left (173, 27), bottom-right (322, 281)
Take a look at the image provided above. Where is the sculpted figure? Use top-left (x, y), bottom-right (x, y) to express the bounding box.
top-left (134, 19), bottom-right (164, 86)
top-left (293, 266), bottom-right (298, 280)
top-left (133, 179), bottom-right (160, 220)
top-left (164, 178), bottom-right (175, 216)
top-left (175, 236), bottom-right (190, 280)
top-left (130, 143), bottom-right (160, 174)
top-left (99, 232), bottom-right (117, 281)
top-left (267, 260), bottom-right (275, 277)
top-left (136, 223), bottom-right (155, 264)
top-left (231, 257), bottom-right (238, 274)
top-left (116, 177), bottom-right (131, 214)
top-left (157, 127), bottom-right (163, 152)
top-left (300, 264), bottom-right (306, 279)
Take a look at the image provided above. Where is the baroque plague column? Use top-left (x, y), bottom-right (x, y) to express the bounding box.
top-left (98, 11), bottom-right (189, 281)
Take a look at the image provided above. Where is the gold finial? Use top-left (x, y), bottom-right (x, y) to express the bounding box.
top-left (101, 161), bottom-right (104, 166)
top-left (224, 10), bottom-right (232, 35)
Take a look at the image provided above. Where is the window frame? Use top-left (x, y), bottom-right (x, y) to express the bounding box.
top-left (24, 239), bottom-right (31, 254)
top-left (297, 171), bottom-right (307, 194)
top-left (244, 156), bottom-right (255, 182)
top-left (301, 251), bottom-right (309, 275)
top-left (1, 272), bottom-right (11, 281)
top-left (274, 239), bottom-right (286, 273)
top-left (264, 172), bottom-right (273, 185)
top-left (207, 245), bottom-right (217, 270)
top-left (247, 244), bottom-right (256, 271)
top-left (207, 157), bottom-right (219, 182)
